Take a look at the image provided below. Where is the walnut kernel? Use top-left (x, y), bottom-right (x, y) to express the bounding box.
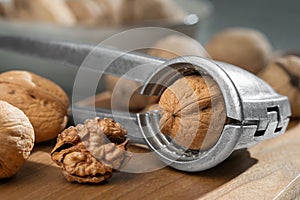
top-left (51, 117), bottom-right (129, 184)
top-left (0, 101), bottom-right (35, 179)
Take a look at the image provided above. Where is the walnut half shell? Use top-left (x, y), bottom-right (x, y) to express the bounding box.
top-left (51, 117), bottom-right (129, 184)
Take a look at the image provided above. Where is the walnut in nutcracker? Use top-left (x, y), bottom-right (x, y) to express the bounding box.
top-left (51, 117), bottom-right (129, 184)
top-left (258, 56), bottom-right (300, 121)
top-left (0, 101), bottom-right (35, 179)
top-left (206, 27), bottom-right (272, 74)
top-left (159, 75), bottom-right (226, 150)
top-left (0, 70), bottom-right (69, 143)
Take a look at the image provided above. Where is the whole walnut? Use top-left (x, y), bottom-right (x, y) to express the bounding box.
top-left (206, 27), bottom-right (272, 74)
top-left (148, 35), bottom-right (208, 59)
top-left (51, 117), bottom-right (129, 184)
top-left (65, 0), bottom-right (113, 25)
top-left (0, 71), bottom-right (69, 143)
top-left (12, 0), bottom-right (77, 26)
top-left (105, 75), bottom-right (156, 111)
top-left (119, 0), bottom-right (186, 25)
top-left (0, 101), bottom-right (35, 179)
top-left (159, 75), bottom-right (226, 150)
top-left (258, 56), bottom-right (300, 119)
top-left (0, 2), bottom-right (6, 16)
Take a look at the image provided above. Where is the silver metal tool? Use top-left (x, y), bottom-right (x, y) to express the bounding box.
top-left (0, 36), bottom-right (291, 172)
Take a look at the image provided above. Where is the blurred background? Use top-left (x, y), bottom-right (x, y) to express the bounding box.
top-left (207, 0), bottom-right (300, 50)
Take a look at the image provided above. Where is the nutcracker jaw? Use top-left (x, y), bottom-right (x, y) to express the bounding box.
top-left (137, 56), bottom-right (291, 172)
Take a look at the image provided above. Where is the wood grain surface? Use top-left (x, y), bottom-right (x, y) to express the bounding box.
top-left (0, 124), bottom-right (300, 200)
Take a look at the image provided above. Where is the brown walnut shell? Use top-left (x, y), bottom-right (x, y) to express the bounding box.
top-left (148, 35), bottom-right (208, 59)
top-left (206, 27), bottom-right (272, 74)
top-left (12, 0), bottom-right (77, 26)
top-left (0, 71), bottom-right (69, 143)
top-left (51, 117), bottom-right (129, 184)
top-left (159, 75), bottom-right (226, 150)
top-left (258, 55), bottom-right (300, 119)
top-left (65, 0), bottom-right (112, 25)
top-left (119, 0), bottom-right (185, 25)
top-left (0, 101), bottom-right (35, 179)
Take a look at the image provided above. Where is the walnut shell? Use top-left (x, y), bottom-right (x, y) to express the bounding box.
top-left (258, 56), bottom-right (300, 119)
top-left (51, 117), bottom-right (129, 184)
top-left (0, 2), bottom-right (6, 16)
top-left (159, 75), bottom-right (226, 150)
top-left (65, 0), bottom-right (112, 25)
top-left (0, 71), bottom-right (69, 143)
top-left (105, 75), bottom-right (156, 111)
top-left (12, 0), bottom-right (77, 26)
top-left (148, 35), bottom-right (208, 59)
top-left (206, 27), bottom-right (272, 74)
top-left (0, 101), bottom-right (35, 179)
top-left (119, 0), bottom-right (185, 25)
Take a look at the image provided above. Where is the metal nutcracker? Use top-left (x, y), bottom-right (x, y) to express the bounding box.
top-left (0, 36), bottom-right (291, 172)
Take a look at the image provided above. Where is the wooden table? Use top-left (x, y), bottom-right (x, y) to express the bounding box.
top-left (1, 124), bottom-right (300, 200)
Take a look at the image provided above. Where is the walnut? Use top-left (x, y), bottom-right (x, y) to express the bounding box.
top-left (119, 0), bottom-right (186, 25)
top-left (258, 56), bottom-right (300, 119)
top-left (12, 0), bottom-right (77, 26)
top-left (105, 75), bottom-right (158, 111)
top-left (0, 2), bottom-right (6, 17)
top-left (206, 27), bottom-right (272, 74)
top-left (0, 70), bottom-right (69, 143)
top-left (0, 101), bottom-right (35, 179)
top-left (65, 0), bottom-right (113, 26)
top-left (159, 75), bottom-right (226, 150)
top-left (51, 117), bottom-right (129, 184)
top-left (148, 35), bottom-right (208, 59)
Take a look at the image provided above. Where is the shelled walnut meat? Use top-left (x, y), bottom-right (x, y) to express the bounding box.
top-left (51, 117), bottom-right (129, 184)
top-left (0, 70), bottom-right (69, 143)
top-left (159, 75), bottom-right (226, 150)
top-left (206, 27), bottom-right (272, 74)
top-left (0, 101), bottom-right (35, 179)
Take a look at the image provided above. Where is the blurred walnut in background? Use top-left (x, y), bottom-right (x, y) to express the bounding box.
top-left (148, 35), bottom-right (208, 59)
top-left (258, 56), bottom-right (300, 121)
top-left (206, 27), bottom-right (273, 74)
top-left (0, 0), bottom-right (186, 26)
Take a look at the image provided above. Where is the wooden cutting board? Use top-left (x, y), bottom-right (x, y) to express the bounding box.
top-left (1, 124), bottom-right (300, 200)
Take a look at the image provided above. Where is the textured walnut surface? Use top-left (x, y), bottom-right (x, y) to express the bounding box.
top-left (0, 70), bottom-right (69, 143)
top-left (51, 117), bottom-right (129, 184)
top-left (0, 101), bottom-right (34, 179)
top-left (159, 75), bottom-right (226, 150)
top-left (259, 55), bottom-right (300, 119)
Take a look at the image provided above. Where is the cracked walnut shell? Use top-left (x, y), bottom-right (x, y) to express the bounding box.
top-left (51, 117), bottom-right (129, 184)
top-left (0, 70), bottom-right (69, 143)
top-left (159, 75), bottom-right (226, 150)
top-left (0, 101), bottom-right (35, 179)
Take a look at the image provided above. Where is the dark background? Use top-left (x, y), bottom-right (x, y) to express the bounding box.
top-left (207, 0), bottom-right (300, 50)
